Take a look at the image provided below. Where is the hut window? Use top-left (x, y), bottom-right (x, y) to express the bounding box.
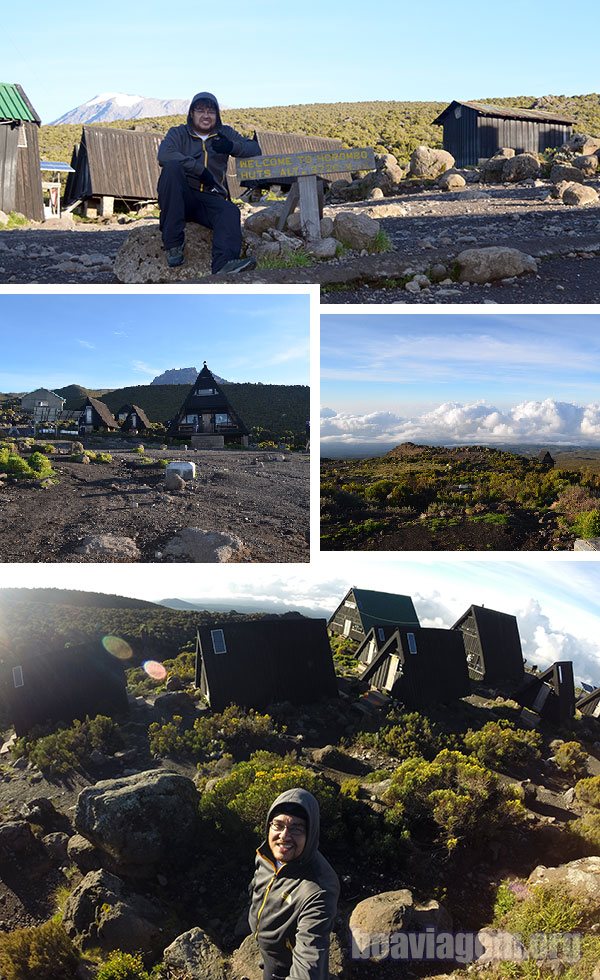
top-left (344, 600), bottom-right (356, 609)
top-left (454, 106), bottom-right (462, 119)
top-left (17, 125), bottom-right (27, 148)
top-left (211, 629), bottom-right (227, 654)
top-left (12, 666), bottom-right (24, 688)
top-left (196, 388), bottom-right (216, 396)
top-left (184, 414), bottom-right (198, 424)
top-left (407, 633), bottom-right (418, 655)
top-left (557, 665), bottom-right (563, 683)
top-left (343, 619), bottom-right (352, 637)
top-left (85, 407), bottom-right (92, 422)
top-left (215, 413), bottom-right (229, 425)
top-left (377, 628), bottom-right (385, 642)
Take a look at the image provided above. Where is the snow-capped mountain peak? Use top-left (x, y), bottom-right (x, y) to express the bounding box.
top-left (50, 92), bottom-right (189, 126)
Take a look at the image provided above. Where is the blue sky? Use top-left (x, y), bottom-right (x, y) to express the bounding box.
top-left (4, 0), bottom-right (599, 123)
top-left (321, 313), bottom-right (600, 447)
top-left (0, 293), bottom-right (309, 391)
top-left (2, 559), bottom-right (599, 684)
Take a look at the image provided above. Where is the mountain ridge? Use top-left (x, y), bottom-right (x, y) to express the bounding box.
top-left (50, 92), bottom-right (189, 126)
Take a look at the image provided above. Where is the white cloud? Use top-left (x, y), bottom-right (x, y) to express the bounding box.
top-left (516, 598), bottom-right (600, 685)
top-left (321, 399), bottom-right (600, 445)
top-left (77, 339), bottom-right (95, 350)
top-left (132, 360), bottom-right (160, 376)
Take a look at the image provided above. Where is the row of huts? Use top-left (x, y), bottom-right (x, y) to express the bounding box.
top-left (2, 586), bottom-right (598, 737)
top-left (14, 365), bottom-right (249, 444)
top-left (3, 80), bottom-right (577, 221)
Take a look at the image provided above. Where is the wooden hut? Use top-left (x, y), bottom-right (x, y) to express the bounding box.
top-left (168, 362), bottom-right (249, 446)
top-left (78, 397), bottom-right (118, 433)
top-left (576, 687), bottom-right (600, 719)
top-left (64, 125), bottom-right (162, 215)
top-left (452, 605), bottom-right (524, 685)
top-left (515, 662), bottom-right (575, 725)
top-left (226, 130), bottom-right (350, 199)
top-left (120, 404), bottom-right (151, 433)
top-left (358, 626), bottom-right (470, 707)
top-left (328, 587), bottom-right (419, 644)
top-left (21, 388), bottom-right (66, 420)
top-left (536, 450), bottom-right (555, 469)
top-left (0, 82), bottom-right (43, 221)
top-left (195, 619), bottom-right (338, 712)
top-left (0, 640), bottom-right (128, 737)
top-left (433, 101), bottom-right (574, 167)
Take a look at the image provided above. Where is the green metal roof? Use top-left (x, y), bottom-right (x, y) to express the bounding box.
top-left (353, 588), bottom-right (420, 634)
top-left (0, 83), bottom-right (39, 123)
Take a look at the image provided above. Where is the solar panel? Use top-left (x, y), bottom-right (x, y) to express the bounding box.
top-left (40, 161), bottom-right (75, 172)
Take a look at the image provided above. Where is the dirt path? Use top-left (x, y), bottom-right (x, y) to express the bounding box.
top-left (0, 448), bottom-right (309, 563)
top-left (1, 183), bottom-right (599, 302)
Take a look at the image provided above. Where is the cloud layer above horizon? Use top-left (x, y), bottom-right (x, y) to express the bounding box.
top-left (321, 398), bottom-right (600, 445)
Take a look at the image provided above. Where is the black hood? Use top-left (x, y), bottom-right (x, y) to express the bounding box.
top-left (187, 91), bottom-right (222, 129)
top-left (264, 787), bottom-right (321, 868)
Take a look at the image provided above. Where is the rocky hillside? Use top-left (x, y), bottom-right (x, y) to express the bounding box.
top-left (321, 443), bottom-right (600, 551)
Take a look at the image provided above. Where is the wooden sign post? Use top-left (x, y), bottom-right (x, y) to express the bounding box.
top-left (236, 147), bottom-right (376, 242)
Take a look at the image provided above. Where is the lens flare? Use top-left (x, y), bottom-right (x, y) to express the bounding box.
top-left (143, 660), bottom-right (167, 681)
top-left (102, 635), bottom-right (133, 660)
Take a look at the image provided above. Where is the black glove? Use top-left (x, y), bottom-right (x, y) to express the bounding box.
top-left (212, 133), bottom-right (234, 155)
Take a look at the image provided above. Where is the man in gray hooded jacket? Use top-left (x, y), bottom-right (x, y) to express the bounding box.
top-left (157, 91), bottom-right (260, 273)
top-left (249, 788), bottom-right (340, 980)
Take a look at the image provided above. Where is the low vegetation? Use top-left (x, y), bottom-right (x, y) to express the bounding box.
top-left (13, 714), bottom-right (123, 775)
top-left (0, 920), bottom-right (79, 980)
top-left (148, 705), bottom-right (285, 762)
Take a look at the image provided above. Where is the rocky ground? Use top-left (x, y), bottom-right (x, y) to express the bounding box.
top-left (0, 447), bottom-right (309, 563)
top-left (1, 181), bottom-right (599, 302)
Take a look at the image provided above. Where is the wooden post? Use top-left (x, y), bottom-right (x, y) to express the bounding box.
top-left (298, 175), bottom-right (321, 242)
top-left (276, 183), bottom-right (300, 231)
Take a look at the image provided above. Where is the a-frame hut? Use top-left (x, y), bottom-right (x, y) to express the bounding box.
top-left (537, 450), bottom-right (555, 469)
top-left (577, 687), bottom-right (600, 720)
top-left (328, 587), bottom-right (420, 644)
top-left (195, 619), bottom-right (338, 712)
top-left (515, 662), bottom-right (575, 725)
top-left (78, 397), bottom-right (118, 433)
top-left (168, 363), bottom-right (249, 447)
top-left (452, 605), bottom-right (524, 686)
top-left (357, 626), bottom-right (470, 707)
top-left (120, 404), bottom-right (151, 433)
top-left (0, 83), bottom-right (44, 221)
top-left (64, 126), bottom-right (162, 216)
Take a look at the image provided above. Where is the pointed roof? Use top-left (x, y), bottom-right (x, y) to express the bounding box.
top-left (82, 396), bottom-right (118, 429)
top-left (170, 362), bottom-right (248, 435)
top-left (331, 587), bottom-right (420, 636)
top-left (0, 83), bottom-right (41, 124)
top-left (433, 100), bottom-right (574, 126)
top-left (122, 404), bottom-right (151, 429)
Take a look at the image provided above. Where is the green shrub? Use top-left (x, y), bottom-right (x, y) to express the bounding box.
top-left (365, 479), bottom-right (396, 502)
top-left (135, 445), bottom-right (146, 455)
top-left (575, 774), bottom-right (600, 809)
top-left (463, 720), bottom-right (542, 772)
top-left (384, 749), bottom-right (526, 850)
top-left (553, 741), bottom-right (588, 779)
top-left (572, 509), bottom-right (600, 539)
top-left (0, 449), bottom-right (34, 478)
top-left (340, 778), bottom-right (361, 800)
top-left (27, 452), bottom-right (54, 477)
top-left (379, 711), bottom-right (446, 761)
top-left (14, 715), bottom-right (123, 775)
top-left (148, 705), bottom-right (283, 762)
top-left (492, 880), bottom-right (519, 920)
top-left (94, 452), bottom-right (113, 464)
top-left (496, 884), bottom-right (587, 941)
top-left (569, 812), bottom-right (600, 852)
top-left (0, 920), bottom-right (79, 980)
top-left (96, 951), bottom-right (158, 980)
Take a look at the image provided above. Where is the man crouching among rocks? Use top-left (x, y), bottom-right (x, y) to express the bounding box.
top-left (249, 788), bottom-right (340, 980)
top-left (157, 91), bottom-right (260, 273)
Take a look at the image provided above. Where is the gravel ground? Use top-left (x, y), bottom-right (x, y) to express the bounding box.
top-left (0, 448), bottom-right (309, 563)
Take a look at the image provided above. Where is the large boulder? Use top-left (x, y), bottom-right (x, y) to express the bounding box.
top-left (63, 869), bottom-right (166, 957)
top-left (456, 246), bottom-right (538, 283)
top-left (162, 927), bottom-right (227, 980)
top-left (332, 211), bottom-right (381, 250)
top-left (75, 770), bottom-right (200, 869)
top-left (563, 183), bottom-right (599, 206)
top-left (358, 153), bottom-right (406, 196)
top-left (565, 134), bottom-right (600, 155)
top-left (437, 171), bottom-right (466, 191)
top-left (349, 889), bottom-right (452, 961)
top-left (528, 856), bottom-right (600, 902)
top-left (161, 528), bottom-right (249, 562)
top-left (574, 153), bottom-right (598, 174)
top-left (480, 148), bottom-right (515, 182)
top-left (502, 153), bottom-right (540, 182)
top-left (550, 163), bottom-right (585, 184)
top-left (230, 933), bottom-right (345, 980)
top-left (409, 146), bottom-right (455, 178)
top-left (114, 222), bottom-right (212, 283)
top-left (243, 204), bottom-right (284, 235)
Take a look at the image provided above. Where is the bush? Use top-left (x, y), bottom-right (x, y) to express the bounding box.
top-left (379, 711), bottom-right (447, 761)
top-left (27, 452), bottom-right (54, 477)
top-left (572, 509), bottom-right (600, 539)
top-left (148, 705), bottom-right (284, 762)
top-left (14, 714), bottom-right (123, 776)
top-left (575, 774), bottom-right (600, 809)
top-left (569, 812), bottom-right (600, 852)
top-left (553, 741), bottom-right (588, 779)
top-left (384, 749), bottom-right (526, 850)
top-left (495, 883), bottom-right (587, 941)
top-left (0, 920), bottom-right (79, 980)
top-left (463, 719), bottom-right (542, 772)
top-left (96, 951), bottom-right (158, 980)
top-left (94, 452), bottom-right (113, 464)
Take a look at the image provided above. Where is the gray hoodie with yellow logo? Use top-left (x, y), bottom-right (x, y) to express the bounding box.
top-left (248, 787), bottom-right (340, 980)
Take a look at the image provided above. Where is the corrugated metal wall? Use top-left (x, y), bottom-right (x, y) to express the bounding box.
top-left (0, 122), bottom-right (18, 212)
top-left (15, 121), bottom-right (43, 221)
top-left (80, 126), bottom-right (162, 200)
top-left (443, 107), bottom-right (572, 166)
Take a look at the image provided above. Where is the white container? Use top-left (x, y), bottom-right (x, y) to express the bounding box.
top-left (166, 461), bottom-right (196, 481)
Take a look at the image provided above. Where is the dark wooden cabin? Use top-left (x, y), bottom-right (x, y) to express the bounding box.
top-left (0, 82), bottom-right (44, 221)
top-left (120, 404), bottom-right (151, 433)
top-left (226, 130), bottom-right (349, 199)
top-left (78, 396), bottom-right (118, 433)
top-left (0, 640), bottom-right (129, 737)
top-left (168, 362), bottom-right (249, 442)
top-left (328, 587), bottom-right (419, 644)
top-left (64, 126), bottom-right (162, 214)
top-left (195, 619), bottom-right (338, 712)
top-left (537, 450), bottom-right (555, 468)
top-left (358, 626), bottom-right (470, 707)
top-left (515, 662), bottom-right (575, 725)
top-left (452, 605), bottom-right (524, 685)
top-left (576, 687), bottom-right (600, 719)
top-left (433, 101), bottom-right (574, 167)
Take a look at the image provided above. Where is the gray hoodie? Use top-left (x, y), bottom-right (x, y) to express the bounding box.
top-left (157, 91), bottom-right (260, 196)
top-left (248, 788), bottom-right (340, 980)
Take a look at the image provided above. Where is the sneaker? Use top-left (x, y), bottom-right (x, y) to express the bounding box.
top-left (218, 256), bottom-right (257, 274)
top-left (167, 245), bottom-right (184, 268)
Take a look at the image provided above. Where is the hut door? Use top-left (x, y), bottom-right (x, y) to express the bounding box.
top-left (384, 655), bottom-right (399, 692)
top-left (343, 619), bottom-right (352, 637)
top-left (532, 684), bottom-right (550, 713)
top-left (201, 413), bottom-right (212, 432)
